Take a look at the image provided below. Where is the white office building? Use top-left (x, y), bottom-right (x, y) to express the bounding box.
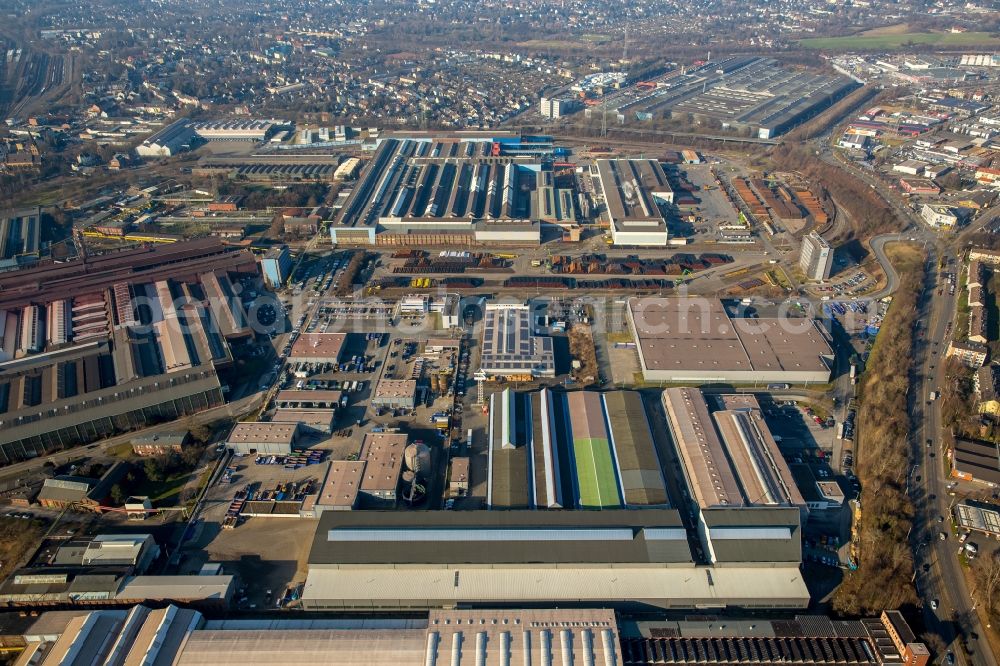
top-left (799, 231), bottom-right (834, 281)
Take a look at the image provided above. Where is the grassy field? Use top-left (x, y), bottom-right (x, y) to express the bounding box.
top-left (0, 517), bottom-right (45, 581)
top-left (800, 31), bottom-right (1000, 50)
top-left (517, 39), bottom-right (592, 50)
top-left (573, 437), bottom-right (621, 508)
top-left (131, 470), bottom-right (198, 505)
top-left (859, 23), bottom-right (913, 36)
top-left (883, 242), bottom-right (924, 275)
top-left (606, 331), bottom-right (634, 344)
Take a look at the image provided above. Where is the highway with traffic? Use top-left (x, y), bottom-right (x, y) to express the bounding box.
top-left (912, 246), bottom-right (984, 666)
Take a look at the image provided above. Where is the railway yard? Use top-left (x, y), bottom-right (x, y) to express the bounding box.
top-left (0, 43), bottom-right (74, 120)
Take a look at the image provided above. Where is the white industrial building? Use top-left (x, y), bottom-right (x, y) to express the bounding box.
top-left (592, 160), bottom-right (673, 247)
top-left (472, 221), bottom-right (541, 245)
top-left (892, 159), bottom-right (928, 176)
top-left (226, 422), bottom-right (302, 455)
top-left (371, 379), bottom-right (417, 410)
top-left (136, 119), bottom-right (198, 157)
top-left (397, 293), bottom-right (459, 327)
top-left (479, 303), bottom-right (555, 378)
top-left (190, 119), bottom-right (285, 142)
top-left (961, 54), bottom-right (1000, 67)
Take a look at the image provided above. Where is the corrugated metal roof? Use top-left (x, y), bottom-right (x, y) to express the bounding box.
top-left (309, 510), bottom-right (689, 566)
top-left (116, 575), bottom-right (233, 601)
top-left (328, 528), bottom-right (638, 542)
top-left (488, 391), bottom-right (530, 508)
top-left (702, 507), bottom-right (802, 564)
top-left (604, 391), bottom-right (668, 506)
top-left (178, 629), bottom-right (427, 666)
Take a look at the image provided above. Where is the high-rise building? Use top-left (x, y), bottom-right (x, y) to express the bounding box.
top-left (539, 97), bottom-right (577, 119)
top-left (800, 231), bottom-right (834, 281)
top-left (260, 245), bottom-right (292, 288)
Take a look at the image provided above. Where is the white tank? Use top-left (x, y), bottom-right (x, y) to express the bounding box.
top-left (404, 442), bottom-right (431, 476)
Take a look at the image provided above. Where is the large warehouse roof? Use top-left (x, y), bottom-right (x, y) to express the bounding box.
top-left (567, 391), bottom-right (622, 509)
top-left (180, 609), bottom-right (620, 666)
top-left (487, 389), bottom-right (667, 510)
top-left (627, 297), bottom-right (832, 383)
top-left (337, 137), bottom-right (559, 234)
top-left (290, 333), bottom-right (346, 362)
top-left (714, 407), bottom-right (802, 505)
top-left (593, 160), bottom-right (672, 247)
top-left (358, 432), bottom-right (407, 494)
top-left (661, 389), bottom-right (806, 516)
top-left (227, 422), bottom-right (298, 446)
top-left (308, 510), bottom-right (690, 566)
top-left (301, 565), bottom-right (809, 610)
top-left (487, 389), bottom-right (532, 508)
top-left (179, 628), bottom-right (428, 666)
top-left (24, 603), bottom-right (926, 665)
top-left (661, 388), bottom-right (744, 509)
top-left (700, 506), bottom-right (802, 563)
top-left (595, 160), bottom-right (670, 223)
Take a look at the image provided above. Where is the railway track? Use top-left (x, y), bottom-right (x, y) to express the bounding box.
top-left (4, 50), bottom-right (73, 119)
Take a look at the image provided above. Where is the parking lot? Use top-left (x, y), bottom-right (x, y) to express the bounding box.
top-left (183, 455), bottom-right (328, 608)
top-left (763, 399), bottom-right (838, 452)
top-left (674, 164), bottom-right (746, 243)
top-left (810, 269), bottom-right (876, 297)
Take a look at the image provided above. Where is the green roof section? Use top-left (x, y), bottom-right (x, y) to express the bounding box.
top-left (573, 437), bottom-right (622, 509)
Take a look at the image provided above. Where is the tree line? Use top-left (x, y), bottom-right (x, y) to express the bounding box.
top-left (833, 245), bottom-right (924, 615)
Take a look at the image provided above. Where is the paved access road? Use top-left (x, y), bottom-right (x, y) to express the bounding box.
top-left (867, 233), bottom-right (911, 300)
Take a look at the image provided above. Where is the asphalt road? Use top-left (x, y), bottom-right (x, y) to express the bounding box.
top-left (868, 233), bottom-right (909, 300)
top-left (910, 249), bottom-right (997, 666)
